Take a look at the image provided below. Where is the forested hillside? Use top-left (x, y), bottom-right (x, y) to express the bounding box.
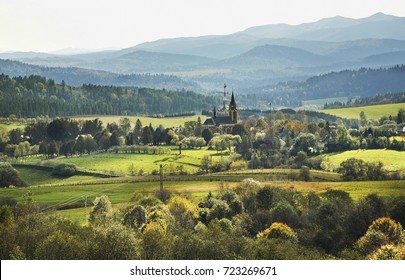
top-left (324, 91), bottom-right (405, 109)
top-left (0, 74), bottom-right (218, 117)
top-left (245, 65), bottom-right (405, 108)
top-left (0, 59), bottom-right (198, 91)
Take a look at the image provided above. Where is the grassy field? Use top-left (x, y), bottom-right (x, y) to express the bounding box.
top-left (319, 102), bottom-right (405, 120)
top-left (0, 179), bottom-right (222, 208)
top-left (70, 115), bottom-right (207, 128)
top-left (319, 149), bottom-right (405, 173)
top-left (32, 147), bottom-right (227, 175)
top-left (16, 166), bottom-right (99, 186)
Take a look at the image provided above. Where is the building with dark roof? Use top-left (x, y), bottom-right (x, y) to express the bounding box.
top-left (203, 91), bottom-right (238, 133)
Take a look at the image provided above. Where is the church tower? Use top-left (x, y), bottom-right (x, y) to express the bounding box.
top-left (229, 91), bottom-right (238, 123)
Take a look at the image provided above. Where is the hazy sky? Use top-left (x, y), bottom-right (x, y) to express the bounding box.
top-left (1, 0), bottom-right (405, 53)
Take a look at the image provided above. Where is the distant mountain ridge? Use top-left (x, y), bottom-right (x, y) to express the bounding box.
top-left (1, 13), bottom-right (405, 94)
top-left (133, 13), bottom-right (405, 58)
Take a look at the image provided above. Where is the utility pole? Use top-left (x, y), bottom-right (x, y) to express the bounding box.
top-left (160, 164), bottom-right (164, 192)
top-left (269, 102), bottom-right (272, 121)
top-left (84, 196), bottom-right (87, 223)
top-left (223, 83), bottom-right (227, 110)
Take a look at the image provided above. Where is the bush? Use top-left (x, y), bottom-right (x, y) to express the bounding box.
top-left (338, 158), bottom-right (388, 181)
top-left (368, 244), bottom-right (403, 260)
top-left (230, 160), bottom-right (248, 171)
top-left (51, 163), bottom-right (77, 177)
top-left (338, 158), bottom-right (368, 181)
top-left (299, 166), bottom-right (312, 181)
top-left (356, 217), bottom-right (404, 255)
top-left (89, 195), bottom-right (113, 225)
top-left (0, 163), bottom-right (27, 188)
top-left (123, 206), bottom-right (147, 229)
top-left (257, 222), bottom-right (298, 243)
top-left (270, 201), bottom-right (300, 228)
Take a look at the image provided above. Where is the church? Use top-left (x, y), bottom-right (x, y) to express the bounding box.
top-left (203, 86), bottom-right (238, 133)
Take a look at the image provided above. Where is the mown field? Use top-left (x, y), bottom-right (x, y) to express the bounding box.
top-left (22, 147), bottom-right (227, 176)
top-left (319, 149), bottom-right (405, 173)
top-left (16, 166), bottom-right (98, 186)
top-left (319, 102), bottom-right (405, 120)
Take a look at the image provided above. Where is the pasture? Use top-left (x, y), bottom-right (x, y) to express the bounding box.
top-left (319, 149), bottom-right (405, 173)
top-left (16, 165), bottom-right (98, 186)
top-left (319, 102), bottom-right (405, 120)
top-left (32, 147), bottom-right (227, 175)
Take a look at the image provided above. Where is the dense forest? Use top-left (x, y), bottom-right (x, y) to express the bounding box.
top-left (324, 91), bottom-right (405, 109)
top-left (0, 74), bottom-right (218, 118)
top-left (0, 59), bottom-right (199, 91)
top-left (244, 65), bottom-right (405, 108)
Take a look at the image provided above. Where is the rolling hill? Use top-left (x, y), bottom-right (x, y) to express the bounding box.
top-left (0, 59), bottom-right (199, 91)
top-left (2, 13), bottom-right (405, 105)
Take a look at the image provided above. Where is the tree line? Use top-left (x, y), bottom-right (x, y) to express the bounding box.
top-left (324, 91), bottom-right (405, 109)
top-left (246, 65), bottom-right (405, 107)
top-left (0, 74), bottom-right (218, 118)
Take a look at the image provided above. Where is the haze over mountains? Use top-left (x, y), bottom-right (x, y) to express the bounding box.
top-left (1, 12), bottom-right (405, 104)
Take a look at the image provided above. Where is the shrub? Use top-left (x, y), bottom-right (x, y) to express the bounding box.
top-left (270, 201), bottom-right (300, 228)
top-left (368, 244), bottom-right (403, 260)
top-left (257, 222), bottom-right (298, 243)
top-left (123, 205), bottom-right (147, 229)
top-left (338, 158), bottom-right (388, 181)
top-left (299, 166), bottom-right (312, 181)
top-left (51, 163), bottom-right (77, 177)
top-left (0, 163), bottom-right (27, 188)
top-left (89, 195), bottom-right (112, 225)
top-left (338, 158), bottom-right (368, 181)
top-left (230, 160), bottom-right (248, 171)
top-left (356, 217), bottom-right (404, 255)
top-left (167, 196), bottom-right (198, 228)
top-left (35, 231), bottom-right (86, 260)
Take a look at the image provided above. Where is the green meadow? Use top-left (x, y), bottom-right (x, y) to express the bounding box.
top-left (319, 102), bottom-right (405, 120)
top-left (31, 147), bottom-right (227, 175)
top-left (319, 149), bottom-right (405, 173)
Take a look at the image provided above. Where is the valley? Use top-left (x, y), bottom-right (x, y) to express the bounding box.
top-left (1, 10), bottom-right (405, 261)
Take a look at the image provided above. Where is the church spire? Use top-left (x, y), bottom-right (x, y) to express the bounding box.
top-left (230, 91), bottom-right (236, 107)
top-left (229, 91), bottom-right (238, 123)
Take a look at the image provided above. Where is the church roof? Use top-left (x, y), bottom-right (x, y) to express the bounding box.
top-left (203, 116), bottom-right (235, 126)
top-left (214, 116), bottom-right (235, 125)
top-left (230, 91), bottom-right (236, 107)
top-left (203, 118), bottom-right (216, 126)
